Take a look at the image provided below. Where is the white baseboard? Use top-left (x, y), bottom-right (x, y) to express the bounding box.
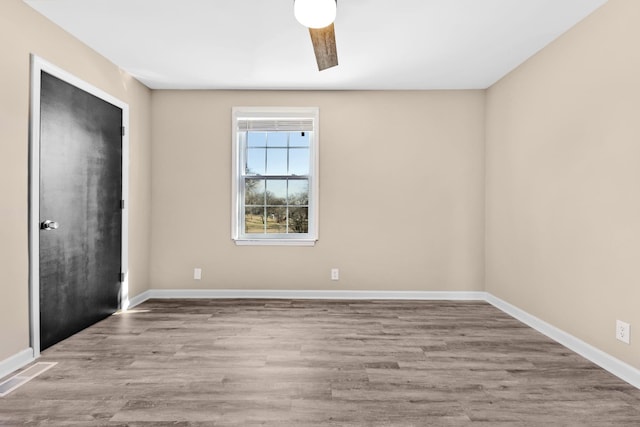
top-left (128, 289), bottom-right (152, 308)
top-left (485, 293), bottom-right (640, 389)
top-left (129, 289), bottom-right (487, 306)
top-left (0, 348), bottom-right (35, 380)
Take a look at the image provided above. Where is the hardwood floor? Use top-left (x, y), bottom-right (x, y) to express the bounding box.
top-left (1, 299), bottom-right (639, 426)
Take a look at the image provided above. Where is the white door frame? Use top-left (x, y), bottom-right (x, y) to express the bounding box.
top-left (28, 55), bottom-right (130, 358)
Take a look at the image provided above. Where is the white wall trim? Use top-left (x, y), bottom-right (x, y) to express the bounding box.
top-left (129, 289), bottom-right (487, 307)
top-left (0, 348), bottom-right (34, 381)
top-left (485, 293), bottom-right (640, 389)
top-left (128, 290), bottom-right (152, 309)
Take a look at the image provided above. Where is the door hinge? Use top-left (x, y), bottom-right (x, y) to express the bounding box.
top-left (121, 126), bottom-right (126, 136)
top-left (120, 199), bottom-right (125, 209)
top-left (119, 272), bottom-right (126, 282)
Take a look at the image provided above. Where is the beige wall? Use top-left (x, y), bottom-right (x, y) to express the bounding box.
top-left (150, 90), bottom-right (486, 292)
top-left (0, 0), bottom-right (152, 361)
top-left (486, 0), bottom-right (640, 369)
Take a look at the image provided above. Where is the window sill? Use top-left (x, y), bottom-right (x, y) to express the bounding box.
top-left (234, 239), bottom-right (316, 247)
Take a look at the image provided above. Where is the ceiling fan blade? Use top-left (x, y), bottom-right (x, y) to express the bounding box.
top-left (309, 23), bottom-right (338, 71)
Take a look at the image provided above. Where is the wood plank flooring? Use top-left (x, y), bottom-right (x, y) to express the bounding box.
top-left (1, 299), bottom-right (639, 426)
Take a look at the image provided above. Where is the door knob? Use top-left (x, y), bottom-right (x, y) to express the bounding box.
top-left (40, 220), bottom-right (59, 231)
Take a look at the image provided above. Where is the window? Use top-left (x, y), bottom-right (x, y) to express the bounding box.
top-left (231, 107), bottom-right (319, 245)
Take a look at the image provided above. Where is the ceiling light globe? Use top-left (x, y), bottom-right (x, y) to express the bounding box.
top-left (294, 0), bottom-right (337, 29)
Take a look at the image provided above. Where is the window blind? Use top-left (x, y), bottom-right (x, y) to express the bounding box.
top-left (237, 119), bottom-right (314, 132)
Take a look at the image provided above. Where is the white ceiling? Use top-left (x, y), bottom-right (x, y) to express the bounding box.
top-left (24, 0), bottom-right (608, 90)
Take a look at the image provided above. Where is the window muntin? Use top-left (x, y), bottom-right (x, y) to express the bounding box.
top-left (232, 107), bottom-right (318, 245)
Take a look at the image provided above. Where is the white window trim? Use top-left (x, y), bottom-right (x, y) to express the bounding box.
top-left (231, 107), bottom-right (319, 246)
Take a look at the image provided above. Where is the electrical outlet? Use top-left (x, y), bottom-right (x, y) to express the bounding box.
top-left (194, 268), bottom-right (202, 280)
top-left (331, 268), bottom-right (339, 281)
top-left (616, 320), bottom-right (630, 344)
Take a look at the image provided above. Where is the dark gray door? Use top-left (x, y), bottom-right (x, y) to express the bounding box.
top-left (39, 71), bottom-right (122, 351)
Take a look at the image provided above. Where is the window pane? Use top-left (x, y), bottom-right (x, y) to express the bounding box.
top-left (245, 179), bottom-right (264, 206)
top-left (266, 148), bottom-right (288, 175)
top-left (290, 131), bottom-right (310, 147)
top-left (288, 148), bottom-right (309, 175)
top-left (288, 179), bottom-right (308, 205)
top-left (246, 148), bottom-right (265, 175)
top-left (288, 207), bottom-right (308, 233)
top-left (247, 132), bottom-right (266, 147)
top-left (267, 132), bottom-right (288, 147)
top-left (266, 180), bottom-right (286, 205)
top-left (245, 207), bottom-right (265, 233)
top-left (266, 207), bottom-right (287, 233)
